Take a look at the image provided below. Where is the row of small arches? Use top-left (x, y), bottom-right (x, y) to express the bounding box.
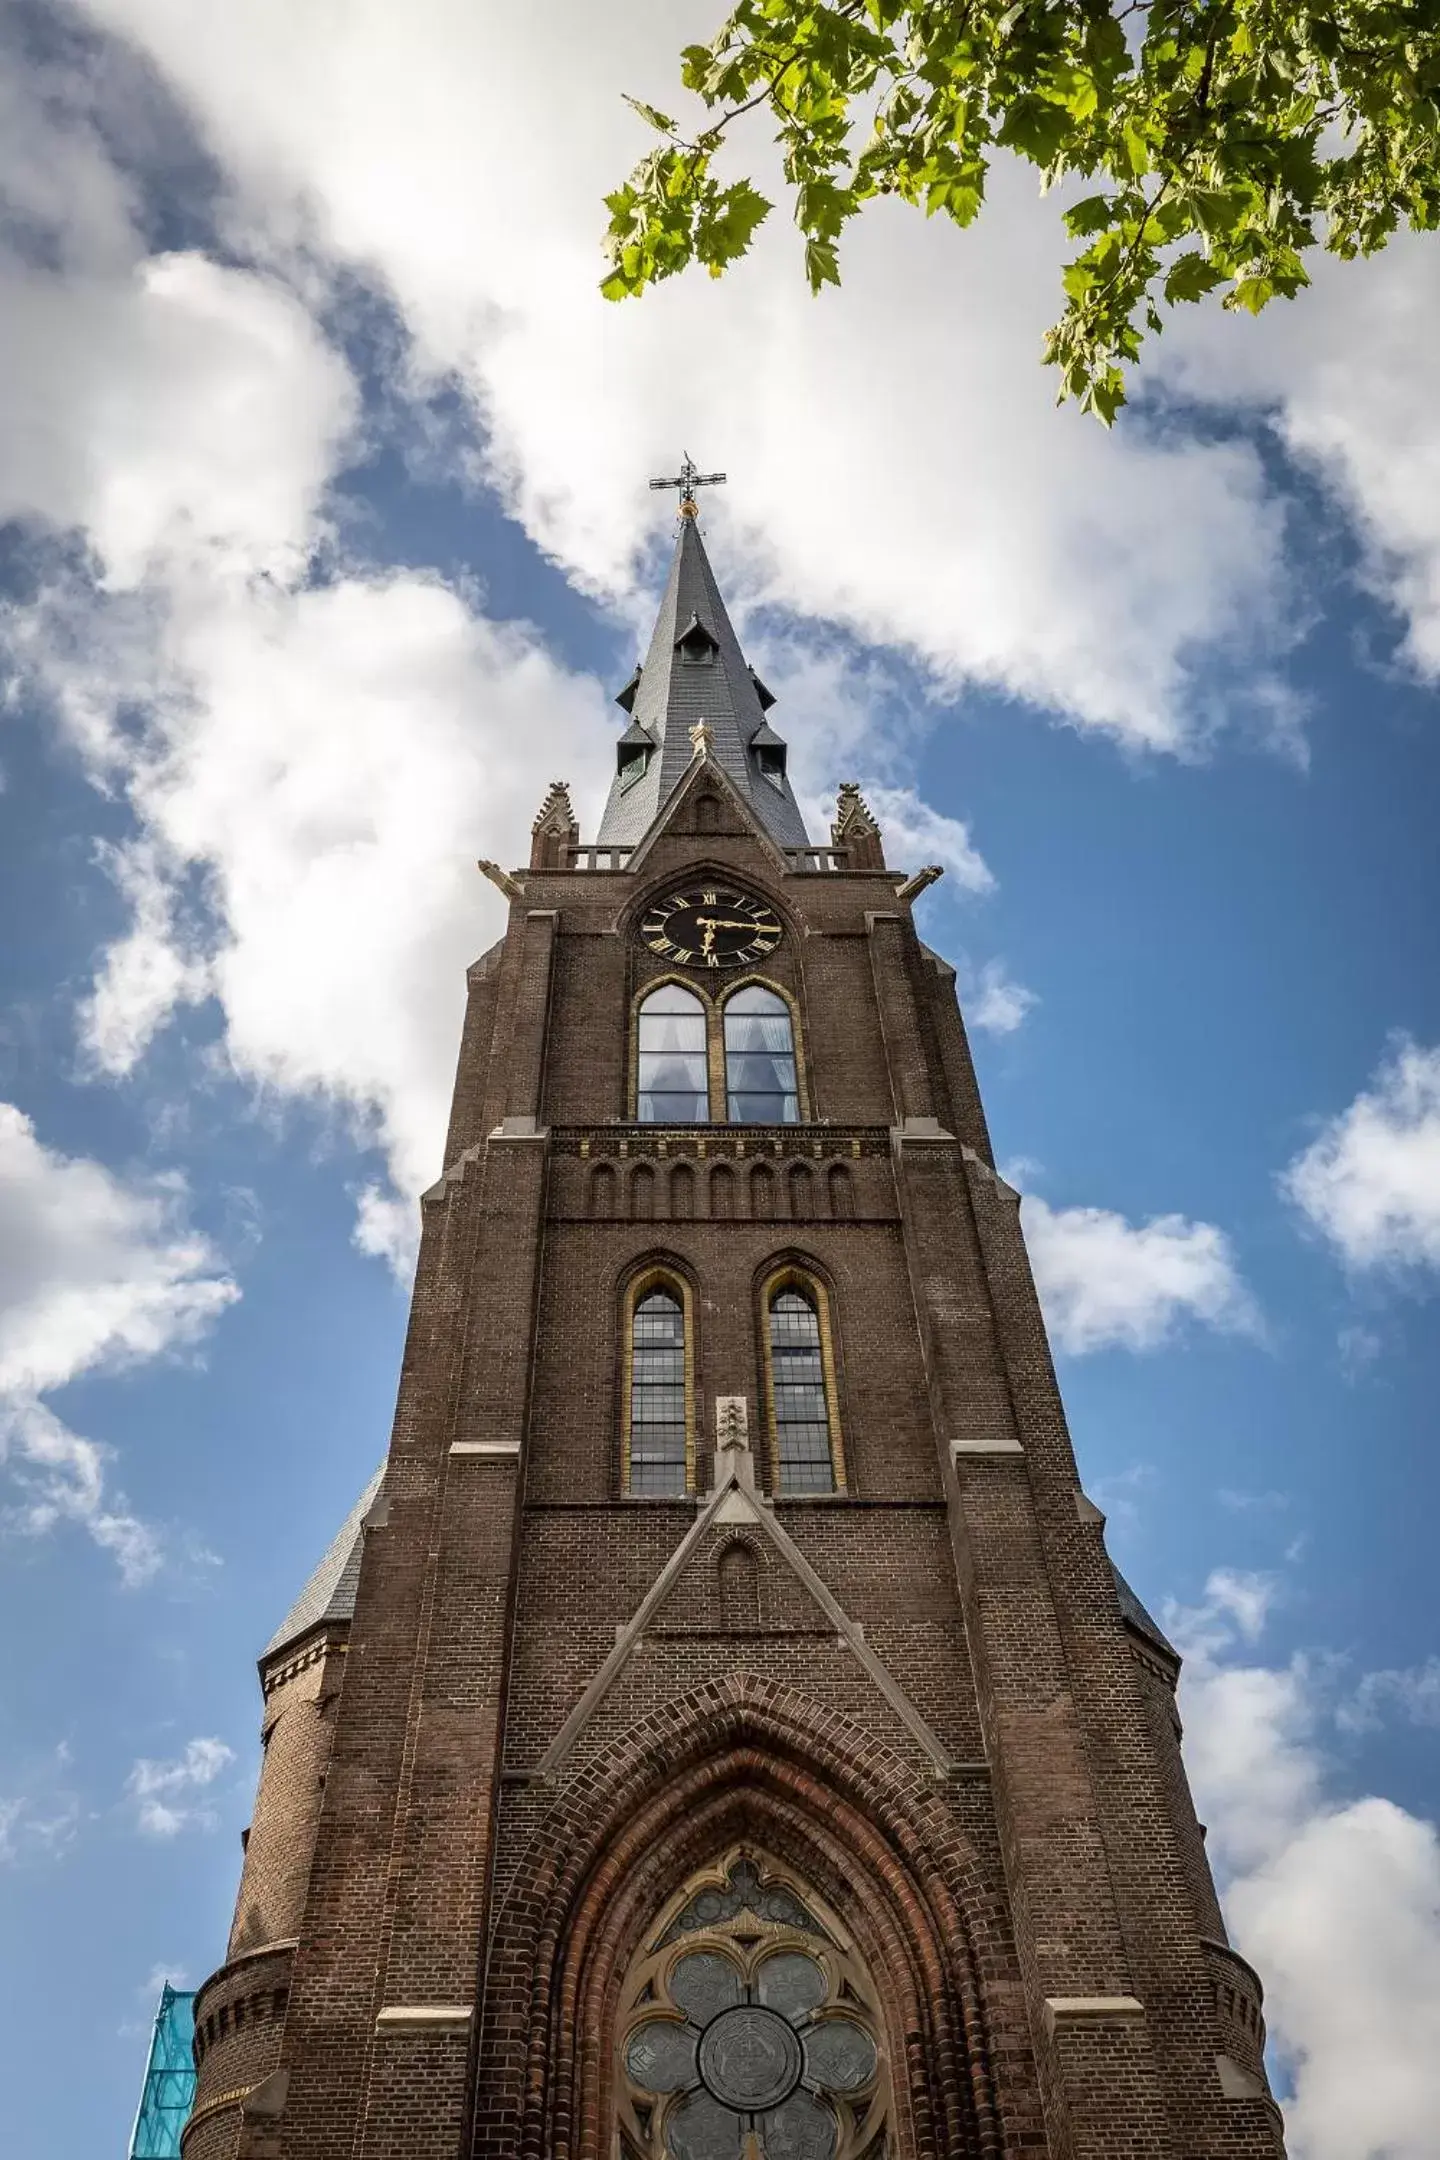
top-left (589, 1158), bottom-right (854, 1223)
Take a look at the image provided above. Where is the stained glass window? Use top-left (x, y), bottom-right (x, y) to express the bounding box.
top-left (617, 1851), bottom-right (888, 2160)
top-left (723, 987), bottom-right (798, 1125)
top-left (638, 984), bottom-right (710, 1124)
top-left (628, 1287), bottom-right (689, 1496)
top-left (768, 1290), bottom-right (837, 1495)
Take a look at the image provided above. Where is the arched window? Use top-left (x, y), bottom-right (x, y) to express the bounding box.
top-left (765, 1280), bottom-right (843, 1495)
top-left (625, 1282), bottom-right (691, 1497)
top-left (637, 984), bottom-right (709, 1124)
top-left (723, 986), bottom-right (799, 1126)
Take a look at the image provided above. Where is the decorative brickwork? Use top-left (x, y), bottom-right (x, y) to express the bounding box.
top-left (196, 515), bottom-right (1287, 2160)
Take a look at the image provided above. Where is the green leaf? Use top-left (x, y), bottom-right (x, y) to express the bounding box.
top-left (996, 96), bottom-right (1075, 165)
top-left (804, 234), bottom-right (842, 289)
top-left (698, 179), bottom-right (772, 268)
top-left (1163, 251), bottom-right (1225, 303)
top-left (1120, 117), bottom-right (1151, 178)
top-left (622, 95), bottom-right (677, 134)
top-left (1089, 365), bottom-right (1128, 426)
top-left (602, 0), bottom-right (1440, 418)
top-left (1063, 193), bottom-right (1114, 238)
top-left (1229, 274), bottom-right (1276, 313)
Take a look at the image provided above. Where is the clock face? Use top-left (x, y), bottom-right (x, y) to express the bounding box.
top-left (640, 885), bottom-right (782, 972)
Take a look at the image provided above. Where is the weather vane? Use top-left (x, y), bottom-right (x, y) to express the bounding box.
top-left (649, 453), bottom-right (725, 519)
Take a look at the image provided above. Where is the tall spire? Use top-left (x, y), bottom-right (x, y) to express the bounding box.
top-left (596, 510), bottom-right (809, 849)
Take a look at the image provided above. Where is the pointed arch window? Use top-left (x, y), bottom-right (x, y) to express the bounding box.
top-left (637, 984), bottom-right (709, 1124)
top-left (723, 986), bottom-right (798, 1126)
top-left (625, 1279), bottom-right (693, 1497)
top-left (764, 1277), bottom-right (844, 1495)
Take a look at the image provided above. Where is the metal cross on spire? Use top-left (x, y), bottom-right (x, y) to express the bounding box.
top-left (649, 453), bottom-right (726, 519)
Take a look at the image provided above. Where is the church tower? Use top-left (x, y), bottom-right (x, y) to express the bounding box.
top-left (186, 475), bottom-right (1287, 2160)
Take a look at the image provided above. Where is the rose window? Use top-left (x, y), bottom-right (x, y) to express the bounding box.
top-left (617, 1852), bottom-right (889, 2160)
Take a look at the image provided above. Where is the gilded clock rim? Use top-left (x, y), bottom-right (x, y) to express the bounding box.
top-left (639, 883), bottom-right (782, 972)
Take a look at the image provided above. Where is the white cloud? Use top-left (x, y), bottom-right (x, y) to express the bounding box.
top-left (863, 785), bottom-right (994, 894)
top-left (1340, 1660), bottom-right (1440, 1736)
top-left (968, 959), bottom-right (1037, 1036)
top-left (0, 1102), bottom-right (235, 1396)
top-left (0, 1745), bottom-right (82, 1867)
top-left (126, 1736), bottom-right (235, 1837)
top-left (1022, 1196), bottom-right (1259, 1354)
top-left (16, 567), bottom-right (612, 1268)
top-left (0, 1103), bottom-right (236, 1580)
top-left (1159, 236), bottom-right (1440, 678)
top-left (1087, 1459), bottom-right (1156, 1533)
top-left (0, 38), bottom-right (356, 598)
top-left (1172, 1575), bottom-right (1440, 2160)
top-left (1281, 1038), bottom-right (1440, 1273)
top-left (1, 237), bottom-right (355, 593)
top-left (72, 0), bottom-right (1296, 749)
top-left (79, 841), bottom-right (211, 1079)
top-left (0, 47), bottom-right (622, 1264)
top-left (1218, 1486), bottom-right (1290, 1516)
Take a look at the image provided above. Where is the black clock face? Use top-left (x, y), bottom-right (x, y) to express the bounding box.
top-left (641, 885), bottom-right (782, 972)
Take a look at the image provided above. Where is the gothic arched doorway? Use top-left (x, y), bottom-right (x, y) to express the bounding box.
top-left (615, 1848), bottom-right (892, 2160)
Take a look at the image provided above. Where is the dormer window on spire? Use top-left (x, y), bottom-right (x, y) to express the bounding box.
top-left (676, 615), bottom-right (718, 666)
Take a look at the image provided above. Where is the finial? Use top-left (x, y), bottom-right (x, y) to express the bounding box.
top-left (529, 779), bottom-right (579, 872)
top-left (831, 782), bottom-right (886, 871)
top-left (531, 779), bottom-right (577, 835)
top-left (649, 453), bottom-right (726, 518)
top-left (689, 721), bottom-right (715, 760)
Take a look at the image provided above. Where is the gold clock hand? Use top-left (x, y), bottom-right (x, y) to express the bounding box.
top-left (696, 917), bottom-right (762, 933)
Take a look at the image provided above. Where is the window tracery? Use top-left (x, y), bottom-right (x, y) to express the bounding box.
top-left (723, 986), bottom-right (799, 1125)
top-left (630, 970), bottom-right (807, 1126)
top-left (617, 1850), bottom-right (890, 2160)
top-left (763, 1276), bottom-right (844, 1496)
top-left (638, 984), bottom-right (710, 1124)
top-left (624, 1277), bottom-right (693, 1496)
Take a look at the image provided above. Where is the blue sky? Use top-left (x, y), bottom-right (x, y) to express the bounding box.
top-left (2, 6), bottom-right (1439, 2157)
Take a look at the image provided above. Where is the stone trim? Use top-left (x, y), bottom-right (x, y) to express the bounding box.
top-left (1043, 1995), bottom-right (1145, 2035)
top-left (181, 2085), bottom-right (253, 2143)
top-left (374, 2004), bottom-right (474, 2033)
top-left (536, 1416), bottom-right (952, 1777)
top-left (448, 1440), bottom-right (522, 1457)
top-left (888, 1114), bottom-right (956, 1146)
top-left (1216, 2054), bottom-right (1267, 2100)
top-left (951, 1436), bottom-right (1025, 1458)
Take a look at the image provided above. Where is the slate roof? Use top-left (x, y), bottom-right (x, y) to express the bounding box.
top-left (263, 1465), bottom-right (384, 1660)
top-left (1112, 1564), bottom-right (1179, 1662)
top-left (596, 514), bottom-right (809, 850)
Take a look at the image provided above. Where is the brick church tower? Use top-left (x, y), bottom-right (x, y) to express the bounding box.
top-left (186, 477), bottom-right (1287, 2160)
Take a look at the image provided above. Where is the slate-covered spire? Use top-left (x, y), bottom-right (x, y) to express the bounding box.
top-left (263, 1466), bottom-right (383, 1661)
top-left (597, 510), bottom-right (809, 849)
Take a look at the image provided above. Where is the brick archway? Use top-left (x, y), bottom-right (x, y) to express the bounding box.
top-left (475, 1676), bottom-right (1014, 2160)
